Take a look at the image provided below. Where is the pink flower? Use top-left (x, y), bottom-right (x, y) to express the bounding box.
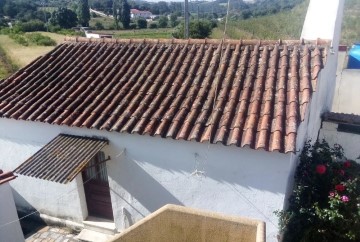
top-left (344, 161), bottom-right (351, 168)
top-left (335, 184), bottom-right (346, 192)
top-left (341, 195), bottom-right (349, 202)
top-left (338, 169), bottom-right (345, 176)
top-left (316, 164), bottom-right (327, 174)
top-left (329, 192), bottom-right (335, 197)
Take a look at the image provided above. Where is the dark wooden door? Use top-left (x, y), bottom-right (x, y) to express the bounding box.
top-left (82, 152), bottom-right (114, 220)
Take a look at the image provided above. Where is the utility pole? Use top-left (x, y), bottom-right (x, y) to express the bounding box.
top-left (197, 4), bottom-right (199, 22)
top-left (184, 0), bottom-right (189, 39)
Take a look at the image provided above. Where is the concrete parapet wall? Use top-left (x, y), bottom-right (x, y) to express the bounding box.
top-left (110, 204), bottom-right (265, 242)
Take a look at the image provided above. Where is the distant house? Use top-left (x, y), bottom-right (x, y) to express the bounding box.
top-left (130, 9), bottom-right (152, 19)
top-left (0, 0), bottom-right (344, 241)
top-left (84, 30), bottom-right (112, 39)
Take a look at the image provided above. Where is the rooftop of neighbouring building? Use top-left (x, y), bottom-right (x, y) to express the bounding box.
top-left (130, 9), bottom-right (152, 14)
top-left (0, 169), bottom-right (17, 185)
top-left (323, 112), bottom-right (360, 125)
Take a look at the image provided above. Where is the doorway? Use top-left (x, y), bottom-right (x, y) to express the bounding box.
top-left (82, 151), bottom-right (114, 220)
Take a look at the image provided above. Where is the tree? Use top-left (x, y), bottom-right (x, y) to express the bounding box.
top-left (113, 0), bottom-right (130, 29)
top-left (120, 0), bottom-right (130, 29)
top-left (158, 15), bottom-right (168, 28)
top-left (173, 20), bottom-right (213, 39)
top-left (169, 13), bottom-right (179, 27)
top-left (94, 21), bottom-right (104, 30)
top-left (113, 0), bottom-right (120, 29)
top-left (136, 18), bottom-right (147, 29)
top-left (77, 0), bottom-right (90, 27)
top-left (3, 2), bottom-right (17, 18)
top-left (49, 8), bottom-right (78, 29)
top-left (156, 1), bottom-right (170, 15)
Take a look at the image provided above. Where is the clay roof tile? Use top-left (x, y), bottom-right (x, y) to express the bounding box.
top-left (0, 38), bottom-right (328, 153)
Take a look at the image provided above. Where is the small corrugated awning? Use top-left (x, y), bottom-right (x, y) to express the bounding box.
top-left (14, 134), bottom-right (108, 184)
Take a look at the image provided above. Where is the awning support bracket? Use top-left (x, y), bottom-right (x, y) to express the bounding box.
top-left (84, 156), bottom-right (111, 170)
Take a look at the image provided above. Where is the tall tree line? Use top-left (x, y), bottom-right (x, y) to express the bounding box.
top-left (77, 0), bottom-right (90, 27)
top-left (113, 0), bottom-right (130, 29)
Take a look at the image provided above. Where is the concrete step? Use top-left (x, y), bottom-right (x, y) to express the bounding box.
top-left (82, 216), bottom-right (117, 235)
top-left (76, 228), bottom-right (116, 242)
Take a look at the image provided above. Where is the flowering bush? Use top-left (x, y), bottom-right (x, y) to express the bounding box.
top-left (276, 140), bottom-right (360, 242)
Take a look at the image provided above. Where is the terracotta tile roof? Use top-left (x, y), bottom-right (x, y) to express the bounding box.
top-left (0, 38), bottom-right (328, 153)
top-left (323, 112), bottom-right (360, 125)
top-left (0, 170), bottom-right (17, 185)
top-left (131, 9), bottom-right (152, 14)
top-left (14, 134), bottom-right (108, 183)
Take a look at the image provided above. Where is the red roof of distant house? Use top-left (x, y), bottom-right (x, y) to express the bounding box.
top-left (131, 9), bottom-right (152, 14)
top-left (0, 170), bottom-right (17, 185)
top-left (0, 38), bottom-right (328, 153)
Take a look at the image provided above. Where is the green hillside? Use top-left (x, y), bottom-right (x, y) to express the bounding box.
top-left (341, 0), bottom-right (360, 45)
top-left (211, 0), bottom-right (309, 39)
top-left (212, 0), bottom-right (360, 44)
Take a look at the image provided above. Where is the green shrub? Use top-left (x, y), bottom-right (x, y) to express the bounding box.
top-left (26, 33), bottom-right (56, 46)
top-left (158, 16), bottom-right (168, 28)
top-left (15, 20), bottom-right (45, 32)
top-left (9, 33), bottom-right (29, 46)
top-left (0, 27), bottom-right (12, 35)
top-left (94, 21), bottom-right (104, 30)
top-left (7, 32), bottom-right (56, 46)
top-left (48, 24), bottom-right (62, 33)
top-left (129, 23), bottom-right (136, 29)
top-left (148, 22), bottom-right (157, 29)
top-left (136, 18), bottom-right (147, 29)
top-left (49, 26), bottom-right (83, 36)
top-left (276, 140), bottom-right (360, 242)
top-left (173, 20), bottom-right (213, 39)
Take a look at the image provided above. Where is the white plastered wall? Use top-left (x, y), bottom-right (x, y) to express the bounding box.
top-left (0, 118), bottom-right (291, 242)
top-left (0, 122), bottom-right (88, 223)
top-left (284, 0), bottom-right (345, 208)
top-left (332, 69), bottom-right (360, 114)
top-left (0, 183), bottom-right (25, 242)
top-left (302, 0), bottom-right (344, 126)
top-left (319, 121), bottom-right (360, 161)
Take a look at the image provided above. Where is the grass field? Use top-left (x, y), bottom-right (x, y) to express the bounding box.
top-left (0, 0), bottom-right (358, 80)
top-left (89, 14), bottom-right (174, 39)
top-left (0, 32), bottom-right (65, 68)
top-left (212, 0), bottom-right (360, 44)
top-left (113, 29), bottom-right (173, 39)
top-left (211, 0), bottom-right (309, 40)
top-left (0, 45), bottom-right (14, 80)
top-left (90, 15), bottom-right (115, 30)
top-left (341, 0), bottom-right (360, 45)
top-left (40, 32), bottom-right (67, 44)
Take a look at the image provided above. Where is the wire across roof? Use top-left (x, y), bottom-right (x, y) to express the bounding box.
top-left (14, 134), bottom-right (108, 184)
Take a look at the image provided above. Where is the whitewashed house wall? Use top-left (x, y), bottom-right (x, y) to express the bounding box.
top-left (284, 0), bottom-right (345, 202)
top-left (319, 121), bottom-right (360, 161)
top-left (0, 180), bottom-right (24, 242)
top-left (0, 118), bottom-right (291, 241)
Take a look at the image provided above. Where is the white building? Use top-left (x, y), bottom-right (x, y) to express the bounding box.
top-left (320, 112), bottom-right (360, 161)
top-left (0, 1), bottom-right (344, 241)
top-left (130, 9), bottom-right (152, 19)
